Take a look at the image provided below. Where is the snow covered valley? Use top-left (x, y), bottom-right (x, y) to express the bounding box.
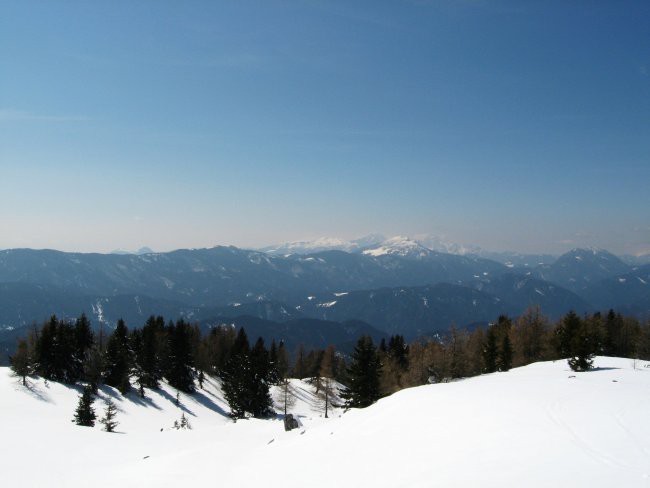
top-left (3, 357), bottom-right (650, 487)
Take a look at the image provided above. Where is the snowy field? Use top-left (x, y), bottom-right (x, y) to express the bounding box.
top-left (3, 357), bottom-right (650, 487)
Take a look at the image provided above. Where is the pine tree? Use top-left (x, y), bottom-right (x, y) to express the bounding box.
top-left (83, 345), bottom-right (105, 394)
top-left (104, 319), bottom-right (132, 394)
top-left (249, 337), bottom-right (273, 418)
top-left (73, 313), bottom-right (95, 380)
top-left (221, 328), bottom-right (252, 419)
top-left (73, 385), bottom-right (96, 427)
top-left (341, 336), bottom-right (382, 409)
top-left (567, 315), bottom-right (598, 372)
top-left (35, 316), bottom-right (78, 383)
top-left (165, 320), bottom-right (195, 393)
top-left (10, 338), bottom-right (32, 386)
top-left (135, 316), bottom-right (165, 389)
top-left (268, 340), bottom-right (281, 385)
top-left (99, 399), bottom-right (119, 432)
top-left (388, 335), bottom-right (409, 370)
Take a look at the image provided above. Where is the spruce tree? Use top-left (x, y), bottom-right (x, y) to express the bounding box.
top-left (341, 336), bottom-right (382, 409)
top-left (73, 313), bottom-right (94, 380)
top-left (104, 319), bottom-right (132, 394)
top-left (99, 399), bottom-right (119, 432)
top-left (268, 339), bottom-right (281, 385)
top-left (221, 328), bottom-right (252, 419)
top-left (388, 335), bottom-right (409, 370)
top-left (165, 320), bottom-right (195, 393)
top-left (73, 385), bottom-right (96, 427)
top-left (35, 316), bottom-right (78, 383)
top-left (84, 345), bottom-right (105, 394)
top-left (137, 316), bottom-right (164, 389)
top-left (249, 337), bottom-right (273, 418)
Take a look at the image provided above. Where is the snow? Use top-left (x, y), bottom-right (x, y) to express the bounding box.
top-left (362, 236), bottom-right (431, 258)
top-left (3, 357), bottom-right (650, 487)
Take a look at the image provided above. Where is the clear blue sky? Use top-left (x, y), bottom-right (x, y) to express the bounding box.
top-left (1, 1), bottom-right (649, 255)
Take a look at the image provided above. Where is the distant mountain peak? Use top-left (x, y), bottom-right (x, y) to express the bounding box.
top-left (362, 236), bottom-right (432, 258)
top-left (259, 233), bottom-right (385, 255)
top-left (412, 233), bottom-right (482, 256)
top-left (110, 247), bottom-right (154, 255)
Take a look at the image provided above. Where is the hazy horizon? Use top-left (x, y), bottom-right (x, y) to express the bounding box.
top-left (2, 2), bottom-right (648, 256)
top-left (0, 231), bottom-right (648, 258)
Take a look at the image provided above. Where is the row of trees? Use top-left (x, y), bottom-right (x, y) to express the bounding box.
top-left (11, 308), bottom-right (650, 419)
top-left (9, 315), bottom-right (198, 395)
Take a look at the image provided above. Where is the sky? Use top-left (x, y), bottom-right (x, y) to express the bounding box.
top-left (1, 1), bottom-right (649, 256)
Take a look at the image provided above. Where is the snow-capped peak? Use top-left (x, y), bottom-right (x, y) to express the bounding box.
top-left (259, 234), bottom-right (385, 255)
top-left (362, 236), bottom-right (432, 258)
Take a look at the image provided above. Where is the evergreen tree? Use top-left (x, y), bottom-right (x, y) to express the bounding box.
top-left (341, 336), bottom-right (382, 409)
top-left (99, 399), bottom-right (119, 432)
top-left (166, 319), bottom-right (195, 393)
top-left (10, 338), bottom-right (32, 386)
top-left (221, 328), bottom-right (252, 419)
top-left (268, 339), bottom-right (281, 385)
top-left (35, 316), bottom-right (78, 383)
top-left (83, 345), bottom-right (105, 394)
top-left (73, 385), bottom-right (96, 427)
top-left (249, 337), bottom-right (273, 417)
top-left (104, 319), bottom-right (132, 394)
top-left (388, 335), bottom-right (409, 370)
top-left (136, 316), bottom-right (164, 389)
top-left (73, 313), bottom-right (94, 380)
top-left (557, 311), bottom-right (598, 372)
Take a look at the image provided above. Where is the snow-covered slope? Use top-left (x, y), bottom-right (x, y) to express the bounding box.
top-left (3, 357), bottom-right (650, 487)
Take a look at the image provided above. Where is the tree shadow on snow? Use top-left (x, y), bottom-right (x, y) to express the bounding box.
top-left (157, 388), bottom-right (196, 416)
top-left (186, 389), bottom-right (229, 417)
top-left (18, 378), bottom-right (53, 403)
top-left (96, 386), bottom-right (162, 413)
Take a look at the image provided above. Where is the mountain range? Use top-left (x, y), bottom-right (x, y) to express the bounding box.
top-left (0, 237), bottom-right (648, 361)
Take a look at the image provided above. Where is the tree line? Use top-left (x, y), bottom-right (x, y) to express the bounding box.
top-left (9, 307), bottom-right (650, 421)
